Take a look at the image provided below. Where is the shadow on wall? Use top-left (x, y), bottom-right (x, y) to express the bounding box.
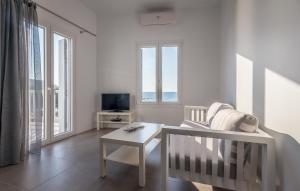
top-left (261, 68), bottom-right (300, 191)
top-left (235, 53), bottom-right (300, 191)
top-left (264, 69), bottom-right (300, 142)
top-left (235, 53), bottom-right (300, 190)
top-left (227, 0), bottom-right (300, 190)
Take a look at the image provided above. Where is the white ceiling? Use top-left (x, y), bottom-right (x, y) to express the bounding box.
top-left (80, 0), bottom-right (220, 16)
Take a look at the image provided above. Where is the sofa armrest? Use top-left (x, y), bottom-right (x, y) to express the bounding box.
top-left (161, 126), bottom-right (275, 191)
top-left (162, 125), bottom-right (273, 144)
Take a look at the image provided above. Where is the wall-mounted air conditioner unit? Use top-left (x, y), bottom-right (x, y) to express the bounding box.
top-left (140, 11), bottom-right (176, 26)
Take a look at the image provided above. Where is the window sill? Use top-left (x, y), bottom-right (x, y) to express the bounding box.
top-left (136, 102), bottom-right (182, 108)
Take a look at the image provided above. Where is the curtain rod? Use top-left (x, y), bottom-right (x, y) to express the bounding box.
top-left (36, 3), bottom-right (97, 37)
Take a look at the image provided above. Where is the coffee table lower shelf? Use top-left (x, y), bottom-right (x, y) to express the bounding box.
top-left (105, 138), bottom-right (161, 166)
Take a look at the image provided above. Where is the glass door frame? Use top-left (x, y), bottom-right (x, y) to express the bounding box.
top-left (50, 25), bottom-right (75, 143)
top-left (38, 22), bottom-right (51, 146)
top-left (39, 22), bottom-right (75, 145)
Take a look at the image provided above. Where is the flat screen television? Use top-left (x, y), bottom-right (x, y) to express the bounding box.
top-left (102, 93), bottom-right (130, 112)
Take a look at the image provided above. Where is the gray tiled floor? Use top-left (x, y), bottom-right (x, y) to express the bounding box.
top-left (0, 129), bottom-right (217, 191)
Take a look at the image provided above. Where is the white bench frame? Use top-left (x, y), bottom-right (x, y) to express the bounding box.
top-left (161, 106), bottom-right (276, 191)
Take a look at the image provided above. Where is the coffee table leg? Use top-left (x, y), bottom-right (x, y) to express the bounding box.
top-left (139, 145), bottom-right (145, 187)
top-left (99, 139), bottom-right (107, 178)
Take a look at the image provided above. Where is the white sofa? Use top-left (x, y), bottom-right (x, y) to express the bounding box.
top-left (161, 103), bottom-right (276, 191)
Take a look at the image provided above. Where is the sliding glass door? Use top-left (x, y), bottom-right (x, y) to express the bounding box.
top-left (52, 32), bottom-right (72, 139)
top-left (36, 24), bottom-right (74, 145)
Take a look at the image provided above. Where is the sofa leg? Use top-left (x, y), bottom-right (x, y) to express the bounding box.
top-left (161, 130), bottom-right (169, 191)
top-left (261, 143), bottom-right (276, 191)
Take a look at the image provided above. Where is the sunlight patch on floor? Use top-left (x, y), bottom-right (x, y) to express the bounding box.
top-left (192, 182), bottom-right (213, 191)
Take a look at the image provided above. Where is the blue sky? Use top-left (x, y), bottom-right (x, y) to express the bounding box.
top-left (53, 33), bottom-right (67, 86)
top-left (142, 48), bottom-right (156, 92)
top-left (39, 28), bottom-right (45, 80)
top-left (162, 47), bottom-right (178, 92)
top-left (142, 46), bottom-right (178, 93)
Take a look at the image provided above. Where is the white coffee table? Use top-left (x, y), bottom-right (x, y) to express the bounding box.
top-left (99, 122), bottom-right (163, 187)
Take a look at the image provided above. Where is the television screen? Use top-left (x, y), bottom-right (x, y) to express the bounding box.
top-left (102, 94), bottom-right (130, 111)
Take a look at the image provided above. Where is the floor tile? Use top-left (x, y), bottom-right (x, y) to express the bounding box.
top-left (0, 129), bottom-right (223, 191)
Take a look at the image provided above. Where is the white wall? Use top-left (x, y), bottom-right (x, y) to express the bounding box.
top-left (220, 0), bottom-right (237, 105)
top-left (36, 0), bottom-right (98, 134)
top-left (36, 0), bottom-right (97, 33)
top-left (220, 0), bottom-right (300, 190)
top-left (97, 6), bottom-right (221, 125)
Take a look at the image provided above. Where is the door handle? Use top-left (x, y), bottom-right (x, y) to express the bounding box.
top-left (47, 87), bottom-right (52, 95)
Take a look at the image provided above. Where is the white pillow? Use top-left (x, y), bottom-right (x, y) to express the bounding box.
top-left (210, 109), bottom-right (245, 131)
top-left (239, 114), bottom-right (258, 133)
top-left (210, 109), bottom-right (245, 165)
top-left (206, 102), bottom-right (234, 125)
top-left (211, 110), bottom-right (258, 166)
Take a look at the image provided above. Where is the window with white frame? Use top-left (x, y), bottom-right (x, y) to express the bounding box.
top-left (138, 42), bottom-right (180, 104)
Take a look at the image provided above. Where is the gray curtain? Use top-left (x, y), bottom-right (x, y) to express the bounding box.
top-left (0, 0), bottom-right (42, 167)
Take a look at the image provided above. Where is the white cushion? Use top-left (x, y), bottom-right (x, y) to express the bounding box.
top-left (177, 107), bottom-right (259, 173)
top-left (210, 109), bottom-right (259, 166)
top-left (180, 123), bottom-right (193, 128)
top-left (239, 114), bottom-right (258, 133)
top-left (206, 102), bottom-right (234, 125)
top-left (181, 121), bottom-right (210, 130)
top-left (210, 109), bottom-right (245, 131)
top-left (210, 109), bottom-right (245, 165)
